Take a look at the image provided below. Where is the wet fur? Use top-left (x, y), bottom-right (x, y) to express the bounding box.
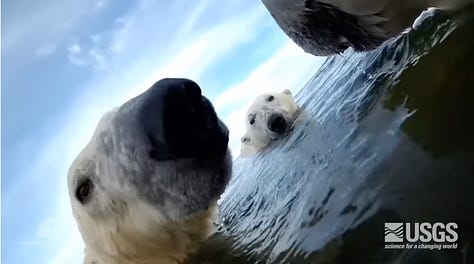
top-left (240, 90), bottom-right (303, 157)
top-left (81, 203), bottom-right (217, 264)
top-left (263, 0), bottom-right (474, 55)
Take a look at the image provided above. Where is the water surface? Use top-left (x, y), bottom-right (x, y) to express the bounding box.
top-left (194, 9), bottom-right (474, 264)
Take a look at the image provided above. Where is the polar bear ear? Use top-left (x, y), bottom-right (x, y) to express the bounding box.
top-left (241, 134), bottom-right (251, 143)
top-left (282, 89), bottom-right (292, 96)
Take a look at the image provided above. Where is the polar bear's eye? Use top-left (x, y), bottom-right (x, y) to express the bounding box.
top-left (248, 114), bottom-right (256, 125)
top-left (76, 178), bottom-right (93, 204)
top-left (266, 95), bottom-right (275, 102)
top-left (249, 117), bottom-right (255, 125)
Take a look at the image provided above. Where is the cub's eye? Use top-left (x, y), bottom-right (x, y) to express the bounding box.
top-left (76, 178), bottom-right (93, 204)
top-left (248, 114), bottom-right (256, 125)
top-left (266, 95), bottom-right (275, 102)
top-left (249, 117), bottom-right (255, 125)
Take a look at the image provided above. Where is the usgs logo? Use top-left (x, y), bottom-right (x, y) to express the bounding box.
top-left (384, 222), bottom-right (458, 243)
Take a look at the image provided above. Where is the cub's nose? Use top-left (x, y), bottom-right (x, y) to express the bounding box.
top-left (138, 78), bottom-right (228, 160)
top-left (268, 113), bottom-right (287, 133)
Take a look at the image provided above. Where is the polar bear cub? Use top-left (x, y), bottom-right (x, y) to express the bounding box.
top-left (68, 78), bottom-right (232, 264)
top-left (240, 89), bottom-right (303, 157)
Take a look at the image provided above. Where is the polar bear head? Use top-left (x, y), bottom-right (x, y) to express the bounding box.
top-left (68, 78), bottom-right (232, 263)
top-left (242, 89), bottom-right (301, 155)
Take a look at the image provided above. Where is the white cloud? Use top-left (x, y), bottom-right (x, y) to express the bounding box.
top-left (109, 15), bottom-right (136, 53)
top-left (3, 0), bottom-right (103, 58)
top-left (89, 49), bottom-right (107, 69)
top-left (95, 0), bottom-right (107, 9)
top-left (35, 42), bottom-right (58, 58)
top-left (3, 109), bottom-right (94, 261)
top-left (24, 108), bottom-right (100, 263)
top-left (100, 2), bottom-right (269, 106)
top-left (5, 0), bottom-right (326, 262)
top-left (67, 44), bottom-right (86, 66)
top-left (155, 7), bottom-right (266, 76)
top-left (39, 3), bottom-right (278, 259)
top-left (68, 56), bottom-right (86, 66)
top-left (171, 0), bottom-right (214, 41)
top-left (68, 44), bottom-right (82, 54)
top-left (66, 44), bottom-right (106, 69)
top-left (89, 34), bottom-right (101, 44)
top-left (215, 41), bottom-right (326, 156)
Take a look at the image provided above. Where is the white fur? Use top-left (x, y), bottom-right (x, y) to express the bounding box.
top-left (68, 110), bottom-right (227, 264)
top-left (240, 133), bottom-right (259, 157)
top-left (240, 89), bottom-right (303, 157)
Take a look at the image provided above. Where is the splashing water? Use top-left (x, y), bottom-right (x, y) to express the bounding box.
top-left (192, 9), bottom-right (474, 264)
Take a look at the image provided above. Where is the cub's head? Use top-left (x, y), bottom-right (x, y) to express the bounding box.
top-left (245, 89), bottom-right (301, 150)
top-left (68, 78), bottom-right (231, 263)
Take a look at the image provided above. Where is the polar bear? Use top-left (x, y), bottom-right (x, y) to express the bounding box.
top-left (240, 89), bottom-right (303, 157)
top-left (240, 133), bottom-right (259, 157)
top-left (262, 0), bottom-right (474, 56)
top-left (68, 78), bottom-right (232, 264)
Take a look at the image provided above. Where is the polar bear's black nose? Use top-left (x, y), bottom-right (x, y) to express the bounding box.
top-left (137, 78), bottom-right (229, 160)
top-left (268, 113), bottom-right (287, 133)
top-left (180, 79), bottom-right (203, 113)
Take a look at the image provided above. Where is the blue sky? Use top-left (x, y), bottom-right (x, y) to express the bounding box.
top-left (1, 0), bottom-right (326, 263)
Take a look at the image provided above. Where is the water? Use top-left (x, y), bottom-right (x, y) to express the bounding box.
top-left (192, 10), bottom-right (474, 264)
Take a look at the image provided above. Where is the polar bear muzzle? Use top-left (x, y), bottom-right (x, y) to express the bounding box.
top-left (135, 78), bottom-right (229, 160)
top-left (268, 113), bottom-right (288, 134)
top-left (69, 77), bottom-right (231, 220)
top-left (68, 78), bottom-right (232, 263)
